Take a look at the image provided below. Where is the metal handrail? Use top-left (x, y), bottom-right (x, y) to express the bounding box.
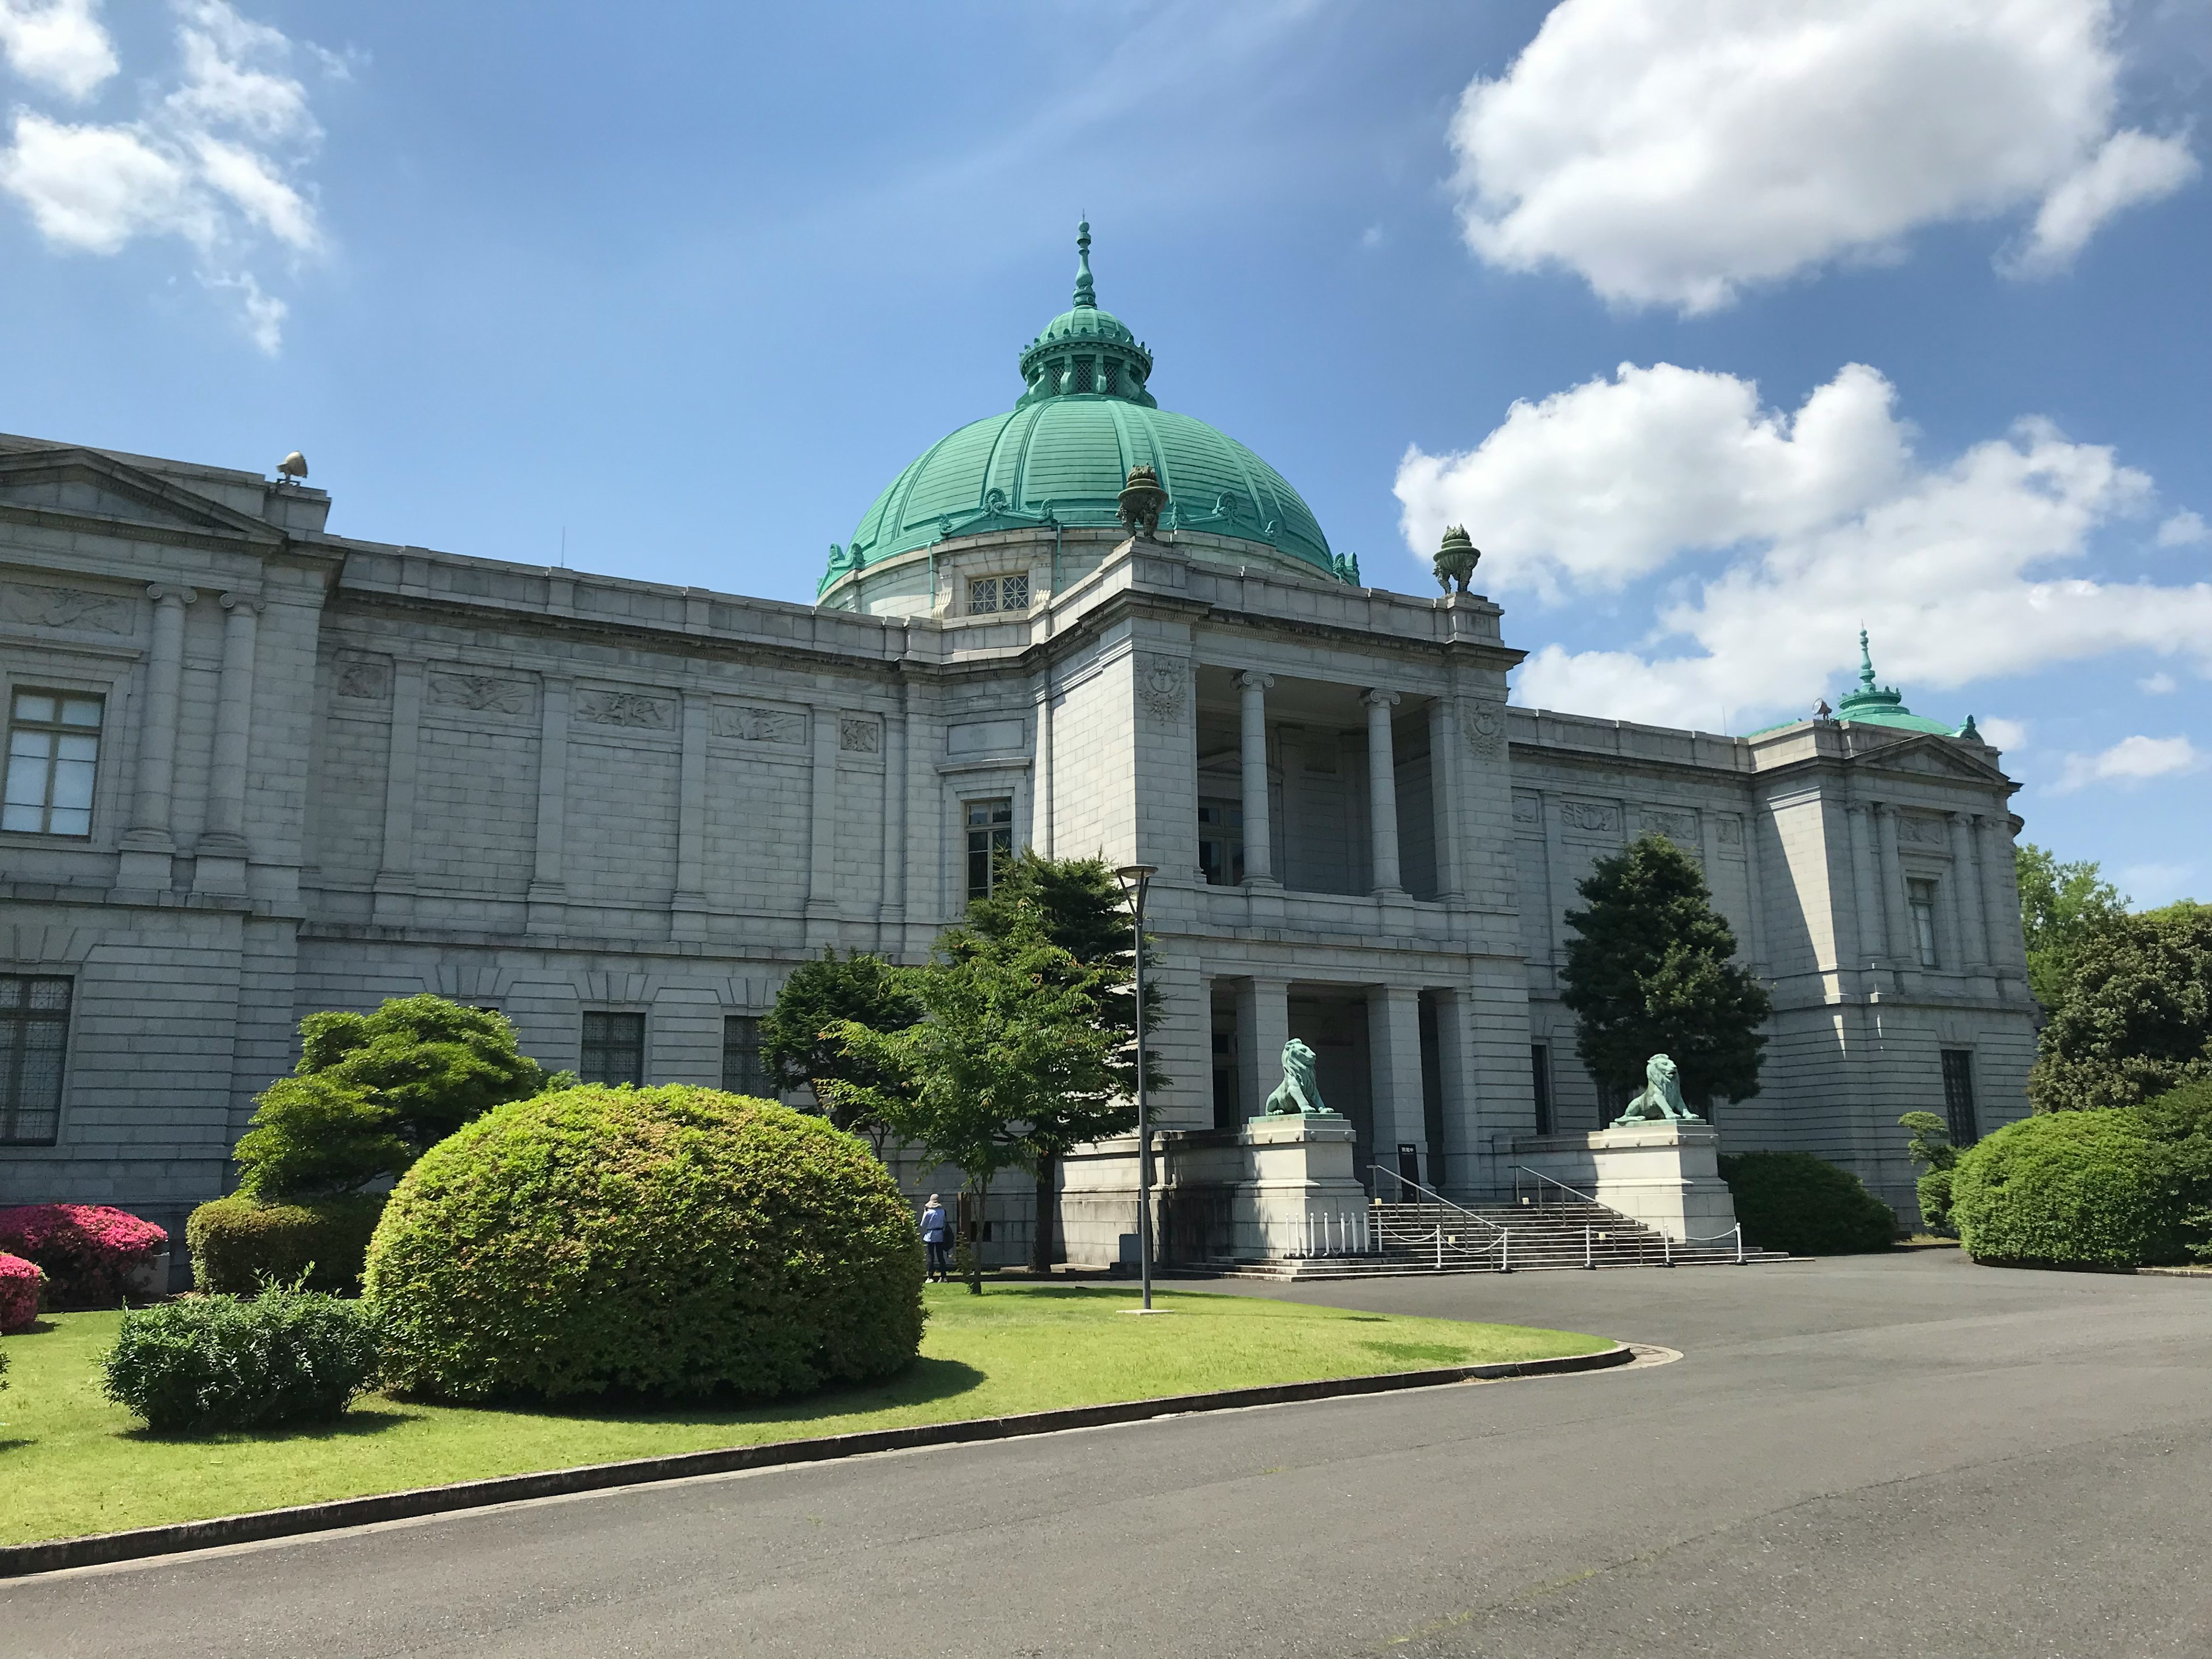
top-left (1364, 1166), bottom-right (1506, 1236)
top-left (1512, 1165), bottom-right (1603, 1207)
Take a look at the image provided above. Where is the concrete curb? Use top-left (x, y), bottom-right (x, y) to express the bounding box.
top-left (0, 1342), bottom-right (1633, 1578)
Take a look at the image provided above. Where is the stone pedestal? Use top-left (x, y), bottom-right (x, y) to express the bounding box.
top-left (1509, 1120), bottom-right (1737, 1243)
top-left (1056, 1113), bottom-right (1368, 1266)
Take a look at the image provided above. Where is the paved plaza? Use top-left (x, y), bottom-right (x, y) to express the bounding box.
top-left (7, 1252), bottom-right (2209, 1657)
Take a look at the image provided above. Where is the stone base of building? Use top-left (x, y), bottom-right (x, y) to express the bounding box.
top-left (1058, 1113), bottom-right (1369, 1266)
top-left (1509, 1120), bottom-right (1738, 1244)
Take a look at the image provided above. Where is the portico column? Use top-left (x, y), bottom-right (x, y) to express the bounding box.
top-left (119, 584), bottom-right (194, 882)
top-left (192, 593), bottom-right (259, 896)
top-left (1237, 976), bottom-right (1290, 1119)
top-left (1430, 988), bottom-right (1471, 1194)
top-left (1362, 688), bottom-right (1403, 896)
top-left (1873, 802), bottom-right (1911, 972)
top-left (1237, 671), bottom-right (1275, 886)
top-left (1369, 985), bottom-right (1425, 1189)
top-left (1948, 812), bottom-right (1987, 969)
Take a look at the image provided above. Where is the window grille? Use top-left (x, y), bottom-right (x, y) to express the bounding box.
top-left (1001, 573), bottom-right (1029, 610)
top-left (1907, 878), bottom-right (1940, 967)
top-left (580, 1011), bottom-right (645, 1086)
top-left (1197, 797), bottom-right (1245, 886)
top-left (1073, 358), bottom-right (1094, 393)
top-left (4, 691), bottom-right (102, 836)
top-left (1941, 1049), bottom-right (1979, 1146)
top-left (722, 1014), bottom-right (771, 1097)
top-left (965, 797), bottom-right (1013, 900)
top-left (1102, 359), bottom-right (1119, 396)
top-left (968, 575), bottom-right (1028, 615)
top-left (0, 975), bottom-right (70, 1145)
top-left (968, 577), bottom-right (999, 614)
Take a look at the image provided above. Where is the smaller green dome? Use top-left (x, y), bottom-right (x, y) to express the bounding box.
top-left (1835, 631), bottom-right (1969, 736)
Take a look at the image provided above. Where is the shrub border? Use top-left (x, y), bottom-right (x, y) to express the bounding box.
top-left (0, 1341), bottom-right (1633, 1577)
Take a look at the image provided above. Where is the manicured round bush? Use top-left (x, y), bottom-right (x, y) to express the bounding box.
top-left (365, 1085), bottom-right (925, 1403)
top-left (0, 1204), bottom-right (166, 1308)
top-left (1718, 1152), bottom-right (1896, 1255)
top-left (99, 1287), bottom-right (381, 1433)
top-left (187, 1194), bottom-right (387, 1294)
top-left (1952, 1108), bottom-right (2188, 1268)
top-left (0, 1251), bottom-right (43, 1333)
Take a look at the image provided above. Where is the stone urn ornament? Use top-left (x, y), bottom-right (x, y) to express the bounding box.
top-left (1118, 463), bottom-right (1168, 540)
top-left (1434, 524), bottom-right (1480, 595)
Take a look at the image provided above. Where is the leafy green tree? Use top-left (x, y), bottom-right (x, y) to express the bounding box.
top-left (1899, 1111), bottom-right (1960, 1235)
top-left (2015, 843), bottom-right (2130, 1010)
top-left (964, 852), bottom-right (1162, 1271)
top-left (2029, 906), bottom-right (2212, 1112)
top-left (1559, 836), bottom-right (1771, 1112)
top-left (760, 948), bottom-right (923, 1142)
top-left (233, 995), bottom-right (563, 1199)
top-left (825, 904), bottom-right (1124, 1291)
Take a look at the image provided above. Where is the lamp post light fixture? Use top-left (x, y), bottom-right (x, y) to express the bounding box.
top-left (1114, 862), bottom-right (1159, 1312)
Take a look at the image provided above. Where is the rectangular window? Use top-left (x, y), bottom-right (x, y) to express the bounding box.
top-left (722, 1014), bottom-right (771, 1097)
top-left (1530, 1044), bottom-right (1554, 1135)
top-left (1941, 1049), bottom-right (1979, 1147)
top-left (0, 975), bottom-right (71, 1145)
top-left (1073, 358), bottom-right (1094, 393)
top-left (579, 1011), bottom-right (645, 1086)
top-left (967, 574), bottom-right (1030, 615)
top-left (3, 690), bottom-right (103, 837)
top-left (965, 797), bottom-right (1013, 900)
top-left (1197, 797), bottom-right (1245, 886)
top-left (1908, 878), bottom-right (1940, 967)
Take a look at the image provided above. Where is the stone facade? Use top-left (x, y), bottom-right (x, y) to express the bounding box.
top-left (0, 433), bottom-right (2037, 1253)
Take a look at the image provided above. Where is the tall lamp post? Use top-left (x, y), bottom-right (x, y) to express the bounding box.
top-left (1115, 862), bottom-right (1158, 1312)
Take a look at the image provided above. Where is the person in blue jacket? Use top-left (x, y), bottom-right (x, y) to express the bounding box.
top-left (919, 1193), bottom-right (952, 1283)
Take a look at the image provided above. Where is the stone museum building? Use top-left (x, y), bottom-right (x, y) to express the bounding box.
top-left (0, 228), bottom-right (2037, 1256)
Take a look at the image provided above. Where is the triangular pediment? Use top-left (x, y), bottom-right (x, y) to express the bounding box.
top-left (0, 447), bottom-right (282, 546)
top-left (1851, 729), bottom-right (2012, 786)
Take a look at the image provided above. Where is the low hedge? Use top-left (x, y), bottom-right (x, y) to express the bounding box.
top-left (1951, 1108), bottom-right (2192, 1268)
top-left (0, 1251), bottom-right (42, 1333)
top-left (0, 1203), bottom-right (166, 1308)
top-left (187, 1194), bottom-right (387, 1294)
top-left (1718, 1151), bottom-right (1896, 1255)
top-left (99, 1287), bottom-right (381, 1433)
top-left (365, 1084), bottom-right (925, 1403)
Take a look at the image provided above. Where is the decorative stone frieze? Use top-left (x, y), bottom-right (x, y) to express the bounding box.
top-left (1558, 800), bottom-right (1622, 834)
top-left (713, 704), bottom-right (808, 745)
top-left (0, 581), bottom-right (130, 633)
top-left (1461, 698), bottom-right (1507, 759)
top-left (839, 715), bottom-right (881, 753)
top-left (426, 671), bottom-right (532, 715)
top-left (1136, 655), bottom-right (1186, 728)
top-left (575, 690), bottom-right (675, 729)
top-left (333, 655), bottom-right (392, 702)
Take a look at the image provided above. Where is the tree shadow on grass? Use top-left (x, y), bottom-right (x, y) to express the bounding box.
top-left (486, 1356), bottom-right (992, 1431)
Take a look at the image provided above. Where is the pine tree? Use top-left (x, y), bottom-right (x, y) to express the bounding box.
top-left (760, 948), bottom-right (923, 1142)
top-left (1559, 836), bottom-right (1771, 1112)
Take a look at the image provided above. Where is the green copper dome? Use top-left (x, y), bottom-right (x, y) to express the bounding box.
top-left (1834, 631), bottom-right (1972, 736)
top-left (823, 223), bottom-right (1339, 594)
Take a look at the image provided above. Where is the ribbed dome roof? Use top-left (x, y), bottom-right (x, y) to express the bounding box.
top-left (823, 223), bottom-right (1338, 593)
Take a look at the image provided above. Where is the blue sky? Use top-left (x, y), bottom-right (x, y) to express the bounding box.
top-left (1, 1), bottom-right (2207, 899)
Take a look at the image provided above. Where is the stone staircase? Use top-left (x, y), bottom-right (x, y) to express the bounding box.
top-left (1171, 1196), bottom-right (1787, 1280)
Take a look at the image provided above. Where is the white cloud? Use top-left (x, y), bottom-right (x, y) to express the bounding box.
top-left (1450, 0), bottom-right (2198, 311)
top-left (2158, 510), bottom-right (2209, 547)
top-left (0, 0), bottom-right (115, 101)
top-left (1979, 717), bottom-right (2029, 752)
top-left (0, 0), bottom-right (329, 350)
top-left (1397, 361), bottom-right (2212, 730)
top-left (2139, 671), bottom-right (2179, 695)
top-left (2054, 734), bottom-right (2204, 792)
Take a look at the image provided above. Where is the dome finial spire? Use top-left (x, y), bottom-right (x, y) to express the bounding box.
top-left (1857, 626), bottom-right (1876, 692)
top-left (1073, 216), bottom-right (1096, 310)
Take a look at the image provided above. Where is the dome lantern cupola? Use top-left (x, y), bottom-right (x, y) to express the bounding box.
top-left (1015, 220), bottom-right (1157, 408)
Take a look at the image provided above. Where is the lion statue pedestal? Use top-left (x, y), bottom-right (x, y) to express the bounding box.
top-left (1513, 1053), bottom-right (1738, 1244)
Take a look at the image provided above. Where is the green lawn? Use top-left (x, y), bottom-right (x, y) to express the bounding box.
top-left (0, 1284), bottom-right (1604, 1545)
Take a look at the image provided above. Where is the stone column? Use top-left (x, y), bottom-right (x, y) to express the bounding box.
top-left (1237, 671), bottom-right (1276, 885)
top-left (1034, 679), bottom-right (1055, 859)
top-left (1846, 802), bottom-right (1885, 968)
top-left (526, 675), bottom-right (570, 937)
top-left (1976, 814), bottom-right (2017, 976)
top-left (1873, 802), bottom-right (1911, 974)
top-left (119, 584), bottom-right (194, 887)
top-left (805, 704), bottom-right (840, 940)
top-left (670, 688), bottom-right (710, 942)
top-left (1369, 984), bottom-right (1426, 1188)
top-left (1237, 976), bottom-right (1290, 1120)
top-left (1428, 699), bottom-right (1466, 903)
top-left (192, 593), bottom-right (260, 896)
top-left (372, 660), bottom-right (424, 927)
top-left (880, 697), bottom-right (908, 935)
top-left (1430, 988), bottom-right (1472, 1194)
top-left (1362, 688), bottom-right (1403, 896)
top-left (1948, 812), bottom-right (1987, 969)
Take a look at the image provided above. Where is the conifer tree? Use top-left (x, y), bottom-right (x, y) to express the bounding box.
top-left (761, 948), bottom-right (923, 1142)
top-left (1559, 836), bottom-right (1771, 1112)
